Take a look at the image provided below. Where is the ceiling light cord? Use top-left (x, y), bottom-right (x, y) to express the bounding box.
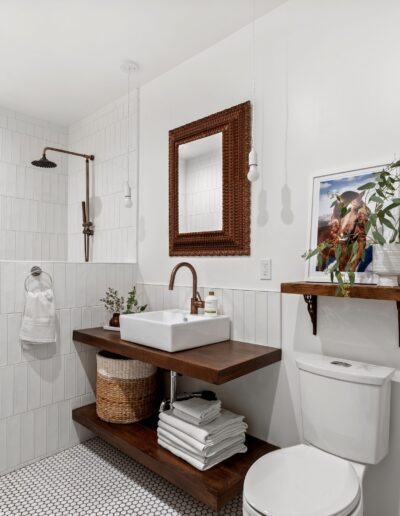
top-left (247, 0), bottom-right (259, 183)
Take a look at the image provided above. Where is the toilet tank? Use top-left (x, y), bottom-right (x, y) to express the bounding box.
top-left (296, 353), bottom-right (394, 464)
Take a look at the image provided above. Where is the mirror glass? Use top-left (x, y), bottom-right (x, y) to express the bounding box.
top-left (178, 133), bottom-right (223, 234)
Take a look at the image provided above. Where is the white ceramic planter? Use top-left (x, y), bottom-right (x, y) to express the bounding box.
top-left (372, 244), bottom-right (400, 286)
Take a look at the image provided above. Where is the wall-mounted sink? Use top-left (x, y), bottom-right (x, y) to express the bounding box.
top-left (120, 309), bottom-right (230, 353)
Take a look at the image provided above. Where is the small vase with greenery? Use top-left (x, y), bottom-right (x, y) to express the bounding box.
top-left (303, 159), bottom-right (400, 296)
top-left (101, 286), bottom-right (147, 328)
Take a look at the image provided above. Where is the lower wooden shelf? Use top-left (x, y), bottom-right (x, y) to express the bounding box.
top-left (72, 403), bottom-right (278, 511)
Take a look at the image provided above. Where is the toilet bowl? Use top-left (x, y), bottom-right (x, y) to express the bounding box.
top-left (243, 353), bottom-right (394, 516)
top-left (243, 444), bottom-right (365, 516)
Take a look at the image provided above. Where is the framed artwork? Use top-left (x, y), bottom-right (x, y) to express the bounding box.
top-left (307, 164), bottom-right (387, 283)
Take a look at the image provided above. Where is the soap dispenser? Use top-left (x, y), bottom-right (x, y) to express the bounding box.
top-left (204, 291), bottom-right (218, 317)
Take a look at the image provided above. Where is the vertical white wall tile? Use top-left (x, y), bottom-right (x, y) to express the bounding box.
top-left (52, 355), bottom-right (65, 403)
top-left (255, 291), bottom-right (268, 346)
top-left (244, 291), bottom-right (256, 343)
top-left (0, 314), bottom-right (7, 366)
top-left (267, 292), bottom-right (282, 348)
top-left (13, 362), bottom-right (27, 414)
top-left (1, 262), bottom-right (16, 313)
top-left (0, 420), bottom-right (6, 473)
top-left (7, 313), bottom-right (21, 364)
top-left (65, 354), bottom-right (77, 399)
top-left (27, 361), bottom-right (41, 410)
top-left (34, 406), bottom-right (46, 458)
top-left (58, 400), bottom-right (70, 448)
top-left (20, 411), bottom-right (34, 463)
top-left (232, 290), bottom-right (244, 341)
top-left (0, 366), bottom-right (14, 418)
top-left (40, 358), bottom-right (53, 406)
top-left (46, 404), bottom-right (59, 454)
top-left (6, 415), bottom-right (21, 468)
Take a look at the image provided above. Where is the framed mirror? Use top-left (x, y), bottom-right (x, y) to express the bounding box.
top-left (169, 101), bottom-right (251, 256)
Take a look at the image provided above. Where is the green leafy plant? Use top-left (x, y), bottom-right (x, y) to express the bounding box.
top-left (100, 286), bottom-right (147, 314)
top-left (303, 159), bottom-right (400, 296)
top-left (100, 288), bottom-right (125, 314)
top-left (124, 286), bottom-right (147, 314)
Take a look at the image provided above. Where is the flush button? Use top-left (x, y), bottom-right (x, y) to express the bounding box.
top-left (331, 360), bottom-right (352, 367)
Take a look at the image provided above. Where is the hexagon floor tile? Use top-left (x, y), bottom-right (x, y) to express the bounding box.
top-left (0, 438), bottom-right (242, 515)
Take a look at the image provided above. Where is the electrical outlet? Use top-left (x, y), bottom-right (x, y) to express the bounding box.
top-left (260, 258), bottom-right (272, 280)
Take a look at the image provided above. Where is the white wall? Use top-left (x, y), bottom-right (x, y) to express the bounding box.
top-left (0, 260), bottom-right (136, 475)
top-left (68, 93), bottom-right (137, 263)
top-left (0, 107), bottom-right (68, 261)
top-left (137, 1), bottom-right (400, 514)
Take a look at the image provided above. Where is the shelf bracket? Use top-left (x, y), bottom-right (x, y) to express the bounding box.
top-left (303, 294), bottom-right (318, 335)
top-left (397, 302), bottom-right (400, 348)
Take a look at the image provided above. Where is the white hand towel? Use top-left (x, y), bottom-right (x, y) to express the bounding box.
top-left (158, 437), bottom-right (247, 471)
top-left (157, 426), bottom-right (245, 458)
top-left (159, 409), bottom-right (247, 444)
top-left (19, 289), bottom-right (56, 344)
top-left (172, 408), bottom-right (220, 426)
top-left (172, 398), bottom-right (222, 421)
top-left (158, 419), bottom-right (247, 451)
top-left (158, 420), bottom-right (247, 451)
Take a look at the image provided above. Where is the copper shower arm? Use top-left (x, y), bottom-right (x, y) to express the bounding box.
top-left (42, 146), bottom-right (94, 161)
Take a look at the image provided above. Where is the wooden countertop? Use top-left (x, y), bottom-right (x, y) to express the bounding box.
top-left (73, 327), bottom-right (282, 385)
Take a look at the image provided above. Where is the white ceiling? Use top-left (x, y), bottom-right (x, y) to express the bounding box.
top-left (0, 0), bottom-right (286, 126)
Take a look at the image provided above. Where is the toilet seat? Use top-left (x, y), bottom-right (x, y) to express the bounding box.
top-left (243, 444), bottom-right (361, 516)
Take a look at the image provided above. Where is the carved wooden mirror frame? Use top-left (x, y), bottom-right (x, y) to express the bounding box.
top-left (169, 101), bottom-right (251, 256)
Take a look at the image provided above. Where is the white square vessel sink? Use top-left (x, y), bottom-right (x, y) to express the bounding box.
top-left (120, 309), bottom-right (230, 353)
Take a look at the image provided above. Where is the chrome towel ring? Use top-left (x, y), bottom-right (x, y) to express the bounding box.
top-left (24, 266), bottom-right (53, 293)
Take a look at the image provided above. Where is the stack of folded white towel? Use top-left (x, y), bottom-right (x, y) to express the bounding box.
top-left (157, 398), bottom-right (247, 470)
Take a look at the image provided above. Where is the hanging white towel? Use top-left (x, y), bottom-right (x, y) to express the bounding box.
top-left (19, 289), bottom-right (56, 344)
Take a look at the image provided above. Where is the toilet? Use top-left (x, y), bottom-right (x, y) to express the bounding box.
top-left (243, 353), bottom-right (394, 516)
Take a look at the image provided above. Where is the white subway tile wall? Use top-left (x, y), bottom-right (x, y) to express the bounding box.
top-left (0, 107), bottom-right (68, 261)
top-left (68, 94), bottom-right (137, 263)
top-left (0, 261), bottom-right (136, 476)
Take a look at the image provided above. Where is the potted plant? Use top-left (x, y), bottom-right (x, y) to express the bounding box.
top-left (101, 286), bottom-right (147, 328)
top-left (100, 288), bottom-right (125, 327)
top-left (304, 159), bottom-right (400, 295)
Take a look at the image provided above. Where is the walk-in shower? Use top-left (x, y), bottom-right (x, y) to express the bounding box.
top-left (32, 147), bottom-right (95, 262)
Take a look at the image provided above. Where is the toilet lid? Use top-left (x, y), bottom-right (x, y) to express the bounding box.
top-left (244, 444), bottom-right (361, 516)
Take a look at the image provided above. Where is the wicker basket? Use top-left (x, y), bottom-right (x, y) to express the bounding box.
top-left (96, 351), bottom-right (157, 424)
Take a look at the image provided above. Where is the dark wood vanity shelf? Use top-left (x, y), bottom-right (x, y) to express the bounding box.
top-left (281, 281), bottom-right (400, 345)
top-left (73, 327), bottom-right (282, 384)
top-left (72, 328), bottom-right (282, 510)
top-left (73, 404), bottom-right (277, 511)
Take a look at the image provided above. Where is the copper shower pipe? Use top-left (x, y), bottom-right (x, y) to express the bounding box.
top-left (42, 147), bottom-right (95, 262)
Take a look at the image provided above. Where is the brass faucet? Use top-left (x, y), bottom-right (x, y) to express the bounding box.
top-left (168, 262), bottom-right (205, 315)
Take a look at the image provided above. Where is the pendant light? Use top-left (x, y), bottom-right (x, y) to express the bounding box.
top-left (121, 60), bottom-right (138, 207)
top-left (247, 0), bottom-right (259, 182)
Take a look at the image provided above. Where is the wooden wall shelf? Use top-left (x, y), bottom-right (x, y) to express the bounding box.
top-left (281, 282), bottom-right (400, 345)
top-left (73, 328), bottom-right (282, 385)
top-left (73, 404), bottom-right (278, 511)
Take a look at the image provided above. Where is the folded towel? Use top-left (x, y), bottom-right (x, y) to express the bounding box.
top-left (173, 408), bottom-right (220, 426)
top-left (159, 409), bottom-right (247, 444)
top-left (158, 437), bottom-right (247, 471)
top-left (158, 419), bottom-right (247, 451)
top-left (172, 398), bottom-right (221, 421)
top-left (157, 426), bottom-right (245, 458)
top-left (158, 419), bottom-right (247, 450)
top-left (19, 289), bottom-right (56, 344)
